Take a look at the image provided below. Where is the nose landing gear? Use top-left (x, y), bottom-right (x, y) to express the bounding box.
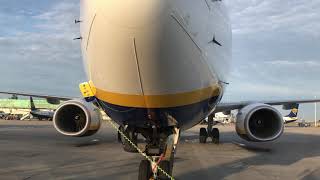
top-left (138, 127), bottom-right (179, 180)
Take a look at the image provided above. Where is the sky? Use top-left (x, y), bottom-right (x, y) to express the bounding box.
top-left (0, 0), bottom-right (320, 120)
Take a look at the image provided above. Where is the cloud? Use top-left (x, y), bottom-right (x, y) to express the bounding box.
top-left (32, 1), bottom-right (79, 36)
top-left (229, 58), bottom-right (320, 82)
top-left (222, 1), bottom-right (320, 105)
top-left (225, 0), bottom-right (320, 37)
top-left (0, 1), bottom-right (81, 64)
top-left (1, 0), bottom-right (319, 105)
top-left (229, 81), bottom-right (315, 96)
top-left (226, 59), bottom-right (320, 102)
top-left (0, 0), bottom-right (85, 96)
top-left (265, 60), bottom-right (320, 66)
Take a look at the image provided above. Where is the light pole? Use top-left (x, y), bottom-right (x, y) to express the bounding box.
top-left (315, 96), bottom-right (317, 127)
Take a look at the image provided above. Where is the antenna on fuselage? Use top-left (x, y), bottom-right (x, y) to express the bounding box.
top-left (75, 19), bottom-right (82, 24)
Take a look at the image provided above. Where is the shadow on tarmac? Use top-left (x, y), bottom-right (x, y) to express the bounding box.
top-left (177, 130), bottom-right (320, 180)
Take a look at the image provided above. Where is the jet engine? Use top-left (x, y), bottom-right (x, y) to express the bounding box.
top-left (53, 99), bottom-right (101, 137)
top-left (236, 103), bottom-right (284, 142)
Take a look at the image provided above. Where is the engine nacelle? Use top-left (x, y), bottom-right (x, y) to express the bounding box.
top-left (236, 103), bottom-right (284, 142)
top-left (53, 99), bottom-right (101, 137)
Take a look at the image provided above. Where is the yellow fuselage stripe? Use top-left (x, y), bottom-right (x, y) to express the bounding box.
top-left (94, 85), bottom-right (221, 108)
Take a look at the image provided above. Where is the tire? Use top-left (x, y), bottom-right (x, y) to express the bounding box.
top-left (123, 130), bottom-right (138, 153)
top-left (211, 128), bottom-right (220, 144)
top-left (118, 126), bottom-right (124, 143)
top-left (158, 160), bottom-right (172, 180)
top-left (138, 160), bottom-right (152, 180)
top-left (199, 128), bottom-right (208, 144)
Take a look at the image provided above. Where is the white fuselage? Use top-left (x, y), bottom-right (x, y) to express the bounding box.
top-left (79, 0), bottom-right (232, 129)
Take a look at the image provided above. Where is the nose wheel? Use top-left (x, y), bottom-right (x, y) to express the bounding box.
top-left (138, 159), bottom-right (173, 180)
top-left (158, 160), bottom-right (173, 180)
top-left (138, 128), bottom-right (179, 180)
top-left (138, 160), bottom-right (152, 180)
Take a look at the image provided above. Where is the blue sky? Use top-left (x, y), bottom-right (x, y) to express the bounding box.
top-left (0, 0), bottom-right (84, 96)
top-left (0, 0), bottom-right (320, 120)
top-left (224, 0), bottom-right (320, 120)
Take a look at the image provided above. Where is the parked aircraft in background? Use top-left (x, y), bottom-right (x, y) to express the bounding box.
top-left (283, 104), bottom-right (299, 124)
top-left (0, 111), bottom-right (9, 119)
top-left (29, 97), bottom-right (54, 121)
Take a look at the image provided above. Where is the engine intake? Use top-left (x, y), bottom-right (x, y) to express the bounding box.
top-left (236, 103), bottom-right (284, 142)
top-left (53, 100), bottom-right (101, 137)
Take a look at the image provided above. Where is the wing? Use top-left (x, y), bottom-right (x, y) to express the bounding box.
top-left (215, 99), bottom-right (320, 113)
top-left (0, 91), bottom-right (76, 104)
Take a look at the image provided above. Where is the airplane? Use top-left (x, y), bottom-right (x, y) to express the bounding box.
top-left (0, 110), bottom-right (9, 119)
top-left (200, 104), bottom-right (300, 126)
top-left (29, 97), bottom-right (55, 121)
top-left (1, 1), bottom-right (320, 179)
top-left (283, 104), bottom-right (299, 124)
top-left (209, 106), bottom-right (302, 125)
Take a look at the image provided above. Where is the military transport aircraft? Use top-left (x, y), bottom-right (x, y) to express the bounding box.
top-left (1, 1), bottom-right (320, 180)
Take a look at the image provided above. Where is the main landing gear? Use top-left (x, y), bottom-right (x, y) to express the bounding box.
top-left (199, 115), bottom-right (220, 144)
top-left (118, 126), bottom-right (139, 153)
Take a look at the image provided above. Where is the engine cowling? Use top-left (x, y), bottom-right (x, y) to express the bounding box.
top-left (236, 103), bottom-right (284, 142)
top-left (53, 99), bottom-right (101, 137)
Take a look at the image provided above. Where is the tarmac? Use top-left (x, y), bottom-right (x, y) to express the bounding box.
top-left (0, 120), bottom-right (320, 180)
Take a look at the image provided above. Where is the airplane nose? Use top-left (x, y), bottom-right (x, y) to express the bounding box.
top-left (81, 0), bottom-right (221, 108)
top-left (98, 0), bottom-right (168, 29)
